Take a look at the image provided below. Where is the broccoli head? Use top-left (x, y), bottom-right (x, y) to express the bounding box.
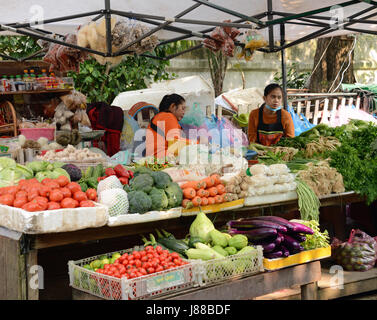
top-left (164, 182), bottom-right (183, 209)
top-left (128, 190), bottom-right (152, 214)
top-left (151, 171), bottom-right (172, 189)
top-left (149, 187), bottom-right (169, 211)
top-left (129, 173), bottom-right (154, 193)
top-left (132, 166), bottom-right (153, 177)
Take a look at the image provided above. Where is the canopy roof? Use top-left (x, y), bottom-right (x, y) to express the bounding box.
top-left (1, 0), bottom-right (377, 60)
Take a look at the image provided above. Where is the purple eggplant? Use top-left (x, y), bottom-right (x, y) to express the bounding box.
top-left (250, 216), bottom-right (296, 232)
top-left (287, 232), bottom-right (306, 243)
top-left (228, 219), bottom-right (288, 233)
top-left (289, 222), bottom-right (314, 235)
top-left (282, 234), bottom-right (302, 251)
top-left (261, 242), bottom-right (276, 253)
top-left (264, 251), bottom-right (283, 259)
top-left (275, 235), bottom-right (283, 246)
top-left (280, 245), bottom-right (290, 257)
top-left (228, 227), bottom-right (278, 242)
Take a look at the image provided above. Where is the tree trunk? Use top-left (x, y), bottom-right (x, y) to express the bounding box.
top-left (207, 49), bottom-right (228, 97)
top-left (309, 36), bottom-right (356, 93)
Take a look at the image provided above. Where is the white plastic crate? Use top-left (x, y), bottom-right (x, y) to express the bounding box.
top-left (68, 247), bottom-right (200, 300)
top-left (193, 245), bottom-right (264, 287)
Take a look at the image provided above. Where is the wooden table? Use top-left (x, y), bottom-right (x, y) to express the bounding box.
top-left (0, 192), bottom-right (365, 300)
top-left (71, 261), bottom-right (321, 300)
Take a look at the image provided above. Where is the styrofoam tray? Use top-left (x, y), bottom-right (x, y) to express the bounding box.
top-left (0, 203), bottom-right (109, 234)
top-left (107, 207), bottom-right (182, 227)
top-left (244, 191), bottom-right (298, 207)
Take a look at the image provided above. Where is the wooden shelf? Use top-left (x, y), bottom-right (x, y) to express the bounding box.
top-left (0, 89), bottom-right (71, 95)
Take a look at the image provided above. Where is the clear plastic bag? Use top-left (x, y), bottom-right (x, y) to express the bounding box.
top-left (331, 229), bottom-right (377, 271)
top-left (179, 103), bottom-right (206, 127)
top-left (60, 90), bottom-right (87, 111)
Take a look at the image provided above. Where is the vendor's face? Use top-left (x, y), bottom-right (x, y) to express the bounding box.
top-left (169, 102), bottom-right (186, 121)
top-left (263, 88), bottom-right (283, 109)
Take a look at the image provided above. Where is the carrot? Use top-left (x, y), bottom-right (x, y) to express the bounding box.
top-left (182, 199), bottom-right (193, 209)
top-left (196, 188), bottom-right (209, 198)
top-left (211, 174), bottom-right (222, 185)
top-left (214, 194), bottom-right (223, 204)
top-left (181, 181), bottom-right (205, 191)
top-left (208, 187), bottom-right (218, 197)
top-left (207, 197), bottom-right (216, 205)
top-left (203, 176), bottom-right (215, 188)
top-left (192, 196), bottom-right (202, 207)
top-left (183, 187), bottom-right (196, 200)
top-left (216, 184), bottom-right (226, 195)
top-left (201, 197), bottom-right (209, 206)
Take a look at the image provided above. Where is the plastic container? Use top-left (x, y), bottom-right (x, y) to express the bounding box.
top-left (68, 247), bottom-right (199, 300)
top-left (19, 128), bottom-right (55, 141)
top-left (193, 245), bottom-right (264, 287)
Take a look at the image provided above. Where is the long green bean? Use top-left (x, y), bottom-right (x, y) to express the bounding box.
top-left (296, 178), bottom-right (320, 221)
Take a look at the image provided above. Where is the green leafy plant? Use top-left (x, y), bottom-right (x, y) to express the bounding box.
top-left (0, 36), bottom-right (42, 60)
top-left (273, 62), bottom-right (310, 89)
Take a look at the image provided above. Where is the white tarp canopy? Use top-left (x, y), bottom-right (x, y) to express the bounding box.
top-left (1, 0), bottom-right (377, 43)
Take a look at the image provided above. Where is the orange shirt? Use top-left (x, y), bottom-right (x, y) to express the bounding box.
top-left (146, 112), bottom-right (194, 158)
top-left (248, 107), bottom-right (295, 143)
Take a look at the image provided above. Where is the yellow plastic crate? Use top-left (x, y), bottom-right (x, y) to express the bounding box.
top-left (181, 199), bottom-right (245, 216)
top-left (263, 246), bottom-right (331, 271)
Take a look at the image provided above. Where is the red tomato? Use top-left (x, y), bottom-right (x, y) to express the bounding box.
top-left (133, 252), bottom-right (141, 260)
top-left (49, 189), bottom-right (64, 202)
top-left (139, 250), bottom-right (146, 257)
top-left (22, 202), bottom-right (43, 212)
top-left (139, 268), bottom-right (147, 276)
top-left (155, 266), bottom-right (164, 273)
top-left (128, 254), bottom-right (134, 260)
top-left (80, 200), bottom-right (95, 207)
top-left (0, 194), bottom-right (14, 206)
top-left (155, 246), bottom-right (163, 253)
top-left (171, 252), bottom-right (180, 259)
top-left (41, 178), bottom-right (53, 185)
top-left (55, 175), bottom-right (69, 187)
top-left (128, 260), bottom-right (135, 266)
top-left (85, 189), bottom-right (97, 201)
top-left (143, 262), bottom-right (151, 269)
top-left (145, 246), bottom-right (154, 251)
top-left (15, 191), bottom-right (28, 199)
top-left (135, 260), bottom-right (142, 268)
top-left (147, 267), bottom-right (155, 274)
top-left (61, 198), bottom-right (78, 208)
top-left (147, 253), bottom-right (154, 260)
top-left (45, 181), bottom-right (60, 190)
top-left (32, 197), bottom-right (48, 210)
top-left (67, 182), bottom-right (81, 194)
top-left (60, 187), bottom-right (71, 198)
top-left (13, 197), bottom-right (28, 208)
top-left (173, 259), bottom-right (181, 266)
top-left (141, 256), bottom-right (148, 262)
top-left (121, 253), bottom-right (129, 260)
top-left (73, 191), bottom-right (87, 202)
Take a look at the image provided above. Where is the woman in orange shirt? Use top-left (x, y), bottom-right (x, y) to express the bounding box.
top-left (248, 84), bottom-right (294, 146)
top-left (146, 94), bottom-right (197, 158)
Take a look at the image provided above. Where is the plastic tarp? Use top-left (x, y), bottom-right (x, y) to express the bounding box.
top-left (112, 75), bottom-right (215, 114)
top-left (215, 87), bottom-right (264, 114)
top-left (1, 1), bottom-right (377, 41)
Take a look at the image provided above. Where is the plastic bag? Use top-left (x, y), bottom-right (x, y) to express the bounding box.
top-left (99, 188), bottom-right (129, 216)
top-left (331, 229), bottom-right (377, 271)
top-left (73, 109), bottom-right (91, 127)
top-left (120, 112), bottom-right (140, 151)
top-left (179, 103), bottom-right (206, 127)
top-left (287, 105), bottom-right (315, 136)
top-left (97, 175), bottom-right (123, 195)
top-left (60, 90), bottom-right (87, 111)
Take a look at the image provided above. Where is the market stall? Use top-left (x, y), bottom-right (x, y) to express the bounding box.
top-left (0, 0), bottom-right (377, 301)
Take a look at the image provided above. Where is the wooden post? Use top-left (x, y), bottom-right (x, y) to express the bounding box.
top-left (313, 100), bottom-right (320, 125)
top-left (301, 282), bottom-right (318, 300)
top-left (305, 101), bottom-right (311, 121)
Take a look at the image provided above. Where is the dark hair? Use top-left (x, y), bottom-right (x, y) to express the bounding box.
top-left (264, 83), bottom-right (283, 97)
top-left (159, 94), bottom-right (185, 113)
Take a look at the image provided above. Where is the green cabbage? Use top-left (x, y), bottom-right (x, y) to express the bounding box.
top-left (0, 168), bottom-right (24, 185)
top-left (26, 161), bottom-right (53, 174)
top-left (15, 164), bottom-right (33, 179)
top-left (189, 211), bottom-right (215, 243)
top-left (49, 168), bottom-right (70, 180)
top-left (35, 171), bottom-right (51, 182)
top-left (0, 158), bottom-right (16, 171)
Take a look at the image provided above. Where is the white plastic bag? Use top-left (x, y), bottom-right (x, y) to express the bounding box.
top-left (99, 189), bottom-right (129, 216)
top-left (97, 175), bottom-right (123, 194)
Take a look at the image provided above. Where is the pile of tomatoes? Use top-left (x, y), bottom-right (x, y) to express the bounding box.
top-left (96, 246), bottom-right (188, 279)
top-left (0, 176), bottom-right (98, 212)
